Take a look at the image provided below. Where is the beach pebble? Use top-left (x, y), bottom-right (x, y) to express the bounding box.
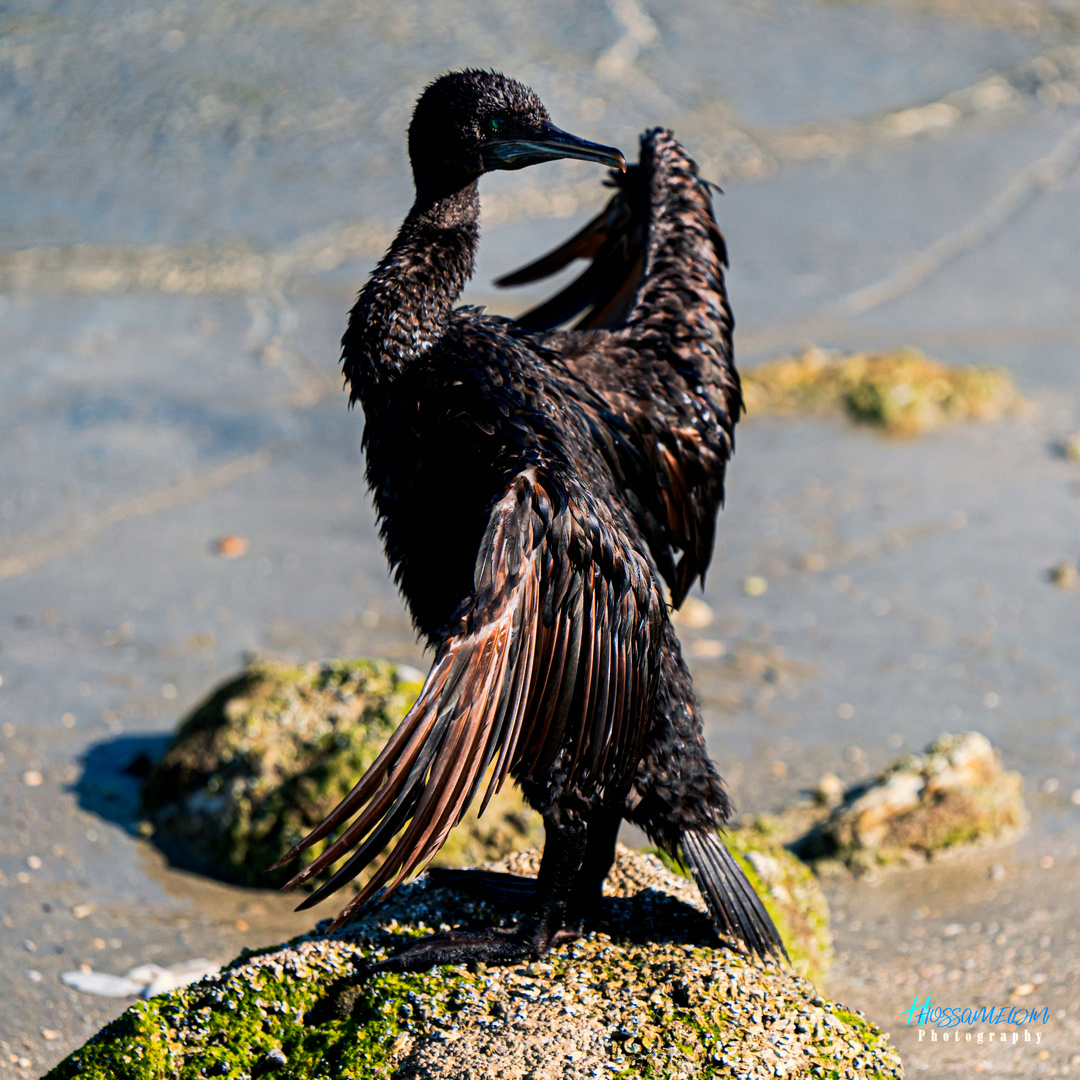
top-left (1049, 561), bottom-right (1078, 589)
top-left (689, 638), bottom-right (726, 659)
top-left (814, 773), bottom-right (844, 806)
top-left (670, 596), bottom-right (713, 628)
top-left (214, 534), bottom-right (248, 558)
top-left (743, 575), bottom-right (768, 597)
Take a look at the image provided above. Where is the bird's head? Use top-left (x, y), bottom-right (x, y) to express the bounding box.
top-left (408, 69), bottom-right (625, 199)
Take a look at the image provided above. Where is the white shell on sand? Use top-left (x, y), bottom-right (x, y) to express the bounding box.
top-left (60, 958), bottom-right (219, 999)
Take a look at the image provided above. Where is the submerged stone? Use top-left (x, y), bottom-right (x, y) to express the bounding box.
top-left (45, 847), bottom-right (902, 1080)
top-left (140, 657), bottom-right (542, 890)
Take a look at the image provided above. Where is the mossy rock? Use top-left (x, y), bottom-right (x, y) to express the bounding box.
top-left (46, 848), bottom-right (902, 1080)
top-left (794, 732), bottom-right (1027, 873)
top-left (742, 346), bottom-right (1023, 436)
top-left (141, 657), bottom-right (542, 890)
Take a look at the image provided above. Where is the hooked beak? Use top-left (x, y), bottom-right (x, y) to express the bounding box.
top-left (481, 121), bottom-right (626, 173)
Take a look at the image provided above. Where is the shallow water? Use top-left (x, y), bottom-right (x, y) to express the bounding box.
top-left (2, 0), bottom-right (1079, 1073)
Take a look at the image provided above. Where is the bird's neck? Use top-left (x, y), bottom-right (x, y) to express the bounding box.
top-left (342, 182), bottom-right (480, 398)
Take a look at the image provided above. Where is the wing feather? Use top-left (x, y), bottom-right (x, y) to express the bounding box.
top-left (493, 201), bottom-right (614, 287)
top-left (276, 461), bottom-right (663, 928)
top-left (497, 131), bottom-right (739, 609)
top-left (497, 171), bottom-right (645, 332)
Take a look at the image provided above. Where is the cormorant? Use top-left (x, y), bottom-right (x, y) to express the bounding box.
top-left (274, 69), bottom-right (784, 975)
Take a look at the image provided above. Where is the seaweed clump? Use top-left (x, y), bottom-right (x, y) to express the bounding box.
top-left (140, 657), bottom-right (542, 890)
top-left (742, 346), bottom-right (1023, 436)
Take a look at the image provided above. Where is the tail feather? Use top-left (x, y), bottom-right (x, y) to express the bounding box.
top-left (681, 828), bottom-right (787, 963)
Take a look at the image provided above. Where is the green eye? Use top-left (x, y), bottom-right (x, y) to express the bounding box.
top-left (488, 117), bottom-right (503, 135)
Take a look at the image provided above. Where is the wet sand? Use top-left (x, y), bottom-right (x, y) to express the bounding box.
top-left (2, 1), bottom-right (1080, 1074)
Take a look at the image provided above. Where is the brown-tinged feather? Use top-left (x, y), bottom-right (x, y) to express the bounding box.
top-left (329, 73), bottom-right (772, 964)
top-left (279, 462), bottom-right (662, 922)
top-left (492, 204), bottom-right (611, 287)
top-left (499, 131), bottom-right (739, 613)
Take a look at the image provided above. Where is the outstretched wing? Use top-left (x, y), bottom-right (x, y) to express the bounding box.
top-left (499, 130), bottom-right (740, 607)
top-left (273, 459), bottom-right (664, 927)
top-left (494, 166), bottom-right (649, 332)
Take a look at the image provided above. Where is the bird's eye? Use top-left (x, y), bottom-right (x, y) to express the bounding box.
top-left (488, 117), bottom-right (504, 136)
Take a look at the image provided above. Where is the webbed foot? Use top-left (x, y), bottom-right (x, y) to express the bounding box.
top-left (361, 923), bottom-right (582, 978)
top-left (307, 922), bottom-right (583, 1021)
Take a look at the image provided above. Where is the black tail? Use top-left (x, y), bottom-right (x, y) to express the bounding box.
top-left (681, 828), bottom-right (787, 963)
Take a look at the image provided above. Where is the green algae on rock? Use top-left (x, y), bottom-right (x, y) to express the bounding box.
top-left (742, 346), bottom-right (1023, 437)
top-left (140, 657), bottom-right (542, 890)
top-left (794, 732), bottom-right (1026, 873)
top-left (46, 847), bottom-right (902, 1080)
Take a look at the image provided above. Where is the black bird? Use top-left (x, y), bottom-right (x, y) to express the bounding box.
top-left (274, 69), bottom-right (784, 974)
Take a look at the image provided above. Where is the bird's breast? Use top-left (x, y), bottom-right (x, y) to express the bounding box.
top-left (363, 403), bottom-right (512, 642)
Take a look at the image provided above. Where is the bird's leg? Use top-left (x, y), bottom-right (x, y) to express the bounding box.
top-left (424, 808), bottom-right (623, 923)
top-left (422, 801), bottom-right (625, 922)
top-left (309, 815), bottom-right (589, 1021)
top-left (566, 807), bottom-right (621, 926)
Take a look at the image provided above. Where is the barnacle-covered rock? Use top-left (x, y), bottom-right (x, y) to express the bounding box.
top-left (46, 848), bottom-right (902, 1080)
top-left (140, 657), bottom-right (542, 890)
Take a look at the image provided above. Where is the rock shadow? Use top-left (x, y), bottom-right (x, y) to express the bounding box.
top-left (329, 871), bottom-right (718, 955)
top-left (74, 732), bottom-right (172, 832)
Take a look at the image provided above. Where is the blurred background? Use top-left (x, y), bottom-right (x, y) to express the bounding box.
top-left (1, 0), bottom-right (1079, 1073)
